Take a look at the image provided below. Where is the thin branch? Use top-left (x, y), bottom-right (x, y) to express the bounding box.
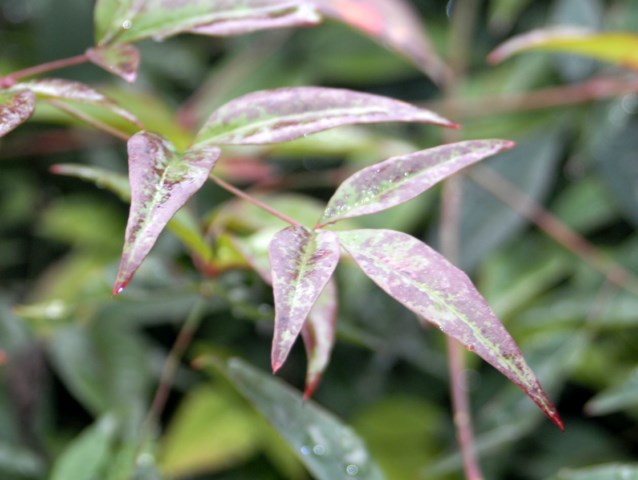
top-left (469, 164), bottom-right (638, 296)
top-left (209, 174), bottom-right (302, 228)
top-left (0, 53), bottom-right (89, 88)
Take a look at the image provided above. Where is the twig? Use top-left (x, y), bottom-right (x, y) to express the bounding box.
top-left (0, 53), bottom-right (89, 88)
top-left (209, 174), bottom-right (302, 228)
top-left (469, 164), bottom-right (638, 296)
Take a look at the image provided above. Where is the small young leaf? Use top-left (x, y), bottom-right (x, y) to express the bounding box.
top-left (16, 79), bottom-right (141, 127)
top-left (269, 226), bottom-right (340, 372)
top-left (114, 132), bottom-right (220, 294)
top-left (0, 89), bottom-right (35, 138)
top-left (337, 229), bottom-right (563, 429)
top-left (318, 139), bottom-right (514, 227)
top-left (194, 87), bottom-right (456, 147)
top-left (86, 44), bottom-right (141, 83)
top-left (302, 277), bottom-right (337, 399)
top-left (488, 27), bottom-right (638, 70)
top-left (313, 0), bottom-right (450, 84)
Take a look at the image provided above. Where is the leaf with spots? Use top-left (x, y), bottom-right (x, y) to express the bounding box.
top-left (337, 229), bottom-right (563, 429)
top-left (194, 87), bottom-right (456, 147)
top-left (313, 0), bottom-right (450, 84)
top-left (269, 226), bottom-right (340, 372)
top-left (0, 89), bottom-right (35, 138)
top-left (96, 0), bottom-right (321, 46)
top-left (302, 277), bottom-right (337, 399)
top-left (86, 44), bottom-right (141, 83)
top-left (114, 131), bottom-right (220, 294)
top-left (318, 139), bottom-right (514, 227)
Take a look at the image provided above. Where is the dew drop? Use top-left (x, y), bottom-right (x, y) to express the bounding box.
top-left (300, 445), bottom-right (311, 456)
top-left (312, 444), bottom-right (326, 456)
top-left (122, 19), bottom-right (132, 29)
top-left (346, 464), bottom-right (359, 476)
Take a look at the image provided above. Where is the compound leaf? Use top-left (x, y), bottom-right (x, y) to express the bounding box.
top-left (337, 228), bottom-right (563, 429)
top-left (319, 139), bottom-right (514, 227)
top-left (114, 132), bottom-right (220, 293)
top-left (269, 226), bottom-right (340, 372)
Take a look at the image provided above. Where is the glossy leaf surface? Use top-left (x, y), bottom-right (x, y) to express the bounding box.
top-left (337, 229), bottom-right (562, 429)
top-left (114, 132), bottom-right (220, 293)
top-left (86, 44), bottom-right (141, 83)
top-left (194, 86), bottom-right (456, 147)
top-left (0, 89), bottom-right (35, 138)
top-left (319, 139), bottom-right (514, 226)
top-left (97, 0), bottom-right (320, 45)
top-left (269, 226), bottom-right (340, 371)
top-left (313, 0), bottom-right (450, 83)
top-left (488, 27), bottom-right (638, 70)
top-left (210, 356), bottom-right (384, 480)
top-left (301, 277), bottom-right (337, 399)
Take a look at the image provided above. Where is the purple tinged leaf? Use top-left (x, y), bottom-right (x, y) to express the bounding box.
top-left (86, 44), bottom-right (141, 83)
top-left (337, 229), bottom-right (563, 429)
top-left (302, 277), bottom-right (337, 399)
top-left (319, 139), bottom-right (515, 227)
top-left (0, 89), bottom-right (35, 138)
top-left (312, 0), bottom-right (451, 84)
top-left (269, 226), bottom-right (340, 372)
top-left (16, 79), bottom-right (142, 127)
top-left (114, 132), bottom-right (221, 294)
top-left (193, 87), bottom-right (457, 147)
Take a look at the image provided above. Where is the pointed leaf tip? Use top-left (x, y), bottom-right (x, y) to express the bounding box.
top-left (112, 282), bottom-right (127, 296)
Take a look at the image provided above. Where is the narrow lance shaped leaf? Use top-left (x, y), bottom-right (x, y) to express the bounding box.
top-left (269, 226), bottom-right (340, 372)
top-left (337, 229), bottom-right (563, 429)
top-left (0, 89), bottom-right (35, 138)
top-left (193, 86), bottom-right (457, 147)
top-left (318, 139), bottom-right (515, 227)
top-left (488, 27), bottom-right (638, 70)
top-left (86, 44), bottom-right (141, 83)
top-left (313, 0), bottom-right (451, 84)
top-left (302, 277), bottom-right (337, 399)
top-left (114, 132), bottom-right (221, 294)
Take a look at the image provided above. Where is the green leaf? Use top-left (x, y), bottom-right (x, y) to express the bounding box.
top-left (94, 0), bottom-right (140, 45)
top-left (318, 139), bottom-right (514, 227)
top-left (50, 415), bottom-right (118, 480)
top-left (546, 464), bottom-right (638, 480)
top-left (337, 229), bottom-right (563, 429)
top-left (0, 89), bottom-right (35, 138)
top-left (207, 356), bottom-right (385, 480)
top-left (114, 132), bottom-right (220, 294)
top-left (86, 44), bottom-right (141, 83)
top-left (586, 367), bottom-right (638, 416)
top-left (269, 226), bottom-right (340, 371)
top-left (193, 86), bottom-right (456, 147)
top-left (488, 27), bottom-right (638, 70)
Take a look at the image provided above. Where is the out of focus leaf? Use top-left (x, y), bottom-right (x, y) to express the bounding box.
top-left (547, 464), bottom-right (638, 480)
top-left (114, 132), bottom-right (220, 294)
top-left (0, 89), bottom-right (35, 138)
top-left (318, 139), bottom-right (514, 226)
top-left (159, 385), bottom-right (262, 477)
top-left (193, 87), bottom-right (456, 147)
top-left (86, 44), bottom-right (140, 82)
top-left (302, 278), bottom-right (337, 399)
top-left (50, 415), bottom-right (118, 480)
top-left (337, 229), bottom-right (563, 429)
top-left (313, 0), bottom-right (450, 83)
top-left (206, 356), bottom-right (385, 480)
top-left (488, 27), bottom-right (638, 70)
top-left (488, 0), bottom-right (534, 33)
top-left (269, 226), bottom-right (340, 371)
top-left (586, 367), bottom-right (638, 416)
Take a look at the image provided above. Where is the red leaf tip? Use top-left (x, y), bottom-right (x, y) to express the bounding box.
top-left (112, 282), bottom-right (127, 296)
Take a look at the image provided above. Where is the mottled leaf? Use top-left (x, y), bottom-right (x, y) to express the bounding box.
top-left (337, 229), bottom-right (563, 429)
top-left (319, 139), bottom-right (514, 227)
top-left (15, 79), bottom-right (141, 127)
top-left (313, 0), bottom-right (450, 83)
top-left (0, 89), bottom-right (35, 138)
top-left (207, 356), bottom-right (385, 480)
top-left (86, 44), bottom-right (141, 83)
top-left (99, 0), bottom-right (321, 45)
top-left (302, 277), bottom-right (337, 399)
top-left (114, 132), bottom-right (220, 294)
top-left (269, 226), bottom-right (340, 371)
top-left (194, 87), bottom-right (456, 147)
top-left (488, 27), bottom-right (638, 70)
top-left (547, 464), bottom-right (638, 480)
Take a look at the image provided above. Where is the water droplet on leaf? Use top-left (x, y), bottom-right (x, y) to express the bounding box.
top-left (346, 464), bottom-right (359, 476)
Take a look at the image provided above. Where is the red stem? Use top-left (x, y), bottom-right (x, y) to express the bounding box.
top-left (0, 53), bottom-right (89, 88)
